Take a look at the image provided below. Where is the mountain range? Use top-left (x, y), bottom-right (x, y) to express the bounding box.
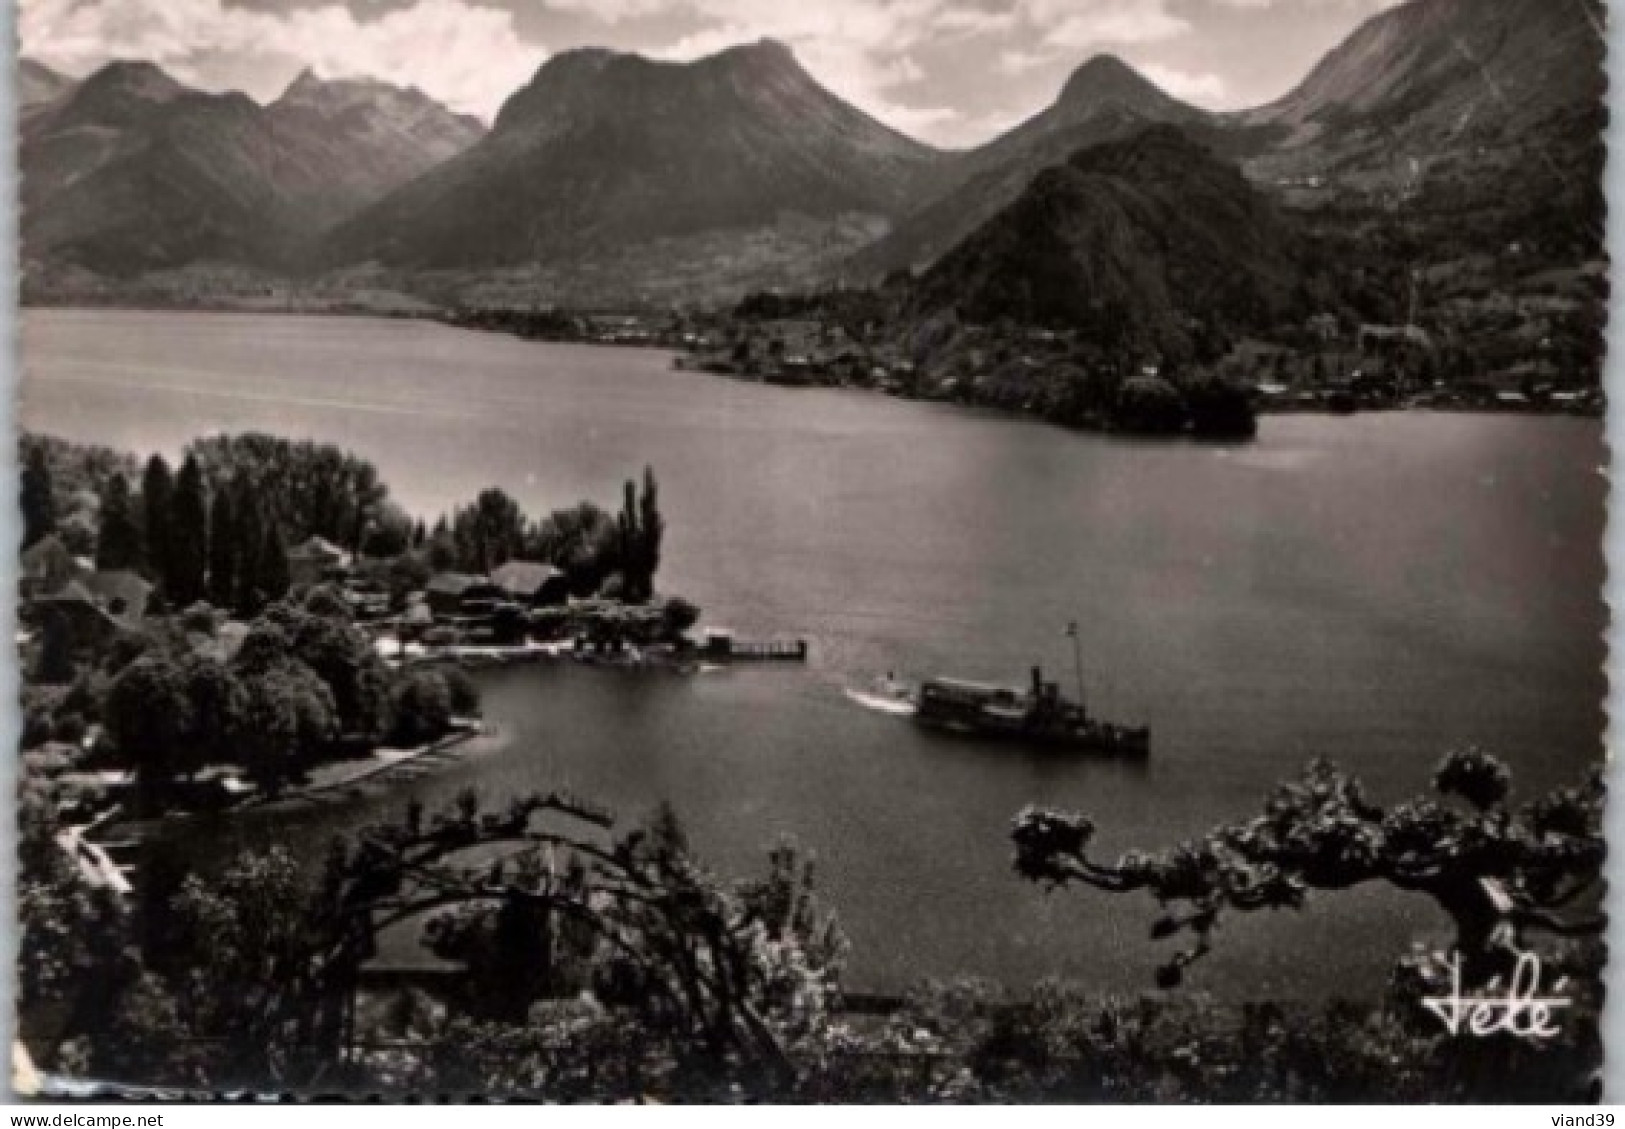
top-left (17, 0), bottom-right (1605, 304)
top-left (20, 61), bottom-right (485, 274)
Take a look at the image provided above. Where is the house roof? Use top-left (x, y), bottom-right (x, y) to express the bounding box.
top-left (21, 534), bottom-right (77, 577)
top-left (426, 572), bottom-right (485, 596)
top-left (288, 535), bottom-right (352, 563)
top-left (490, 560), bottom-right (565, 597)
top-left (80, 570), bottom-right (153, 618)
top-left (35, 579), bottom-right (99, 607)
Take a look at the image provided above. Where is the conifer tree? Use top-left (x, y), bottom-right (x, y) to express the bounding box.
top-left (95, 474), bottom-right (144, 571)
top-left (235, 501), bottom-right (264, 618)
top-left (142, 455), bottom-right (174, 588)
top-left (207, 486), bottom-right (236, 609)
top-left (168, 455), bottom-right (209, 606)
top-left (20, 445), bottom-right (54, 549)
top-left (259, 522), bottom-right (291, 607)
top-left (638, 466), bottom-right (664, 599)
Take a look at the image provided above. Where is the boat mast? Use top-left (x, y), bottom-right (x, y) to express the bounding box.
top-left (1065, 620), bottom-right (1085, 712)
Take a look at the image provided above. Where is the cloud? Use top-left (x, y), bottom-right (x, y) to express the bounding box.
top-left (996, 48), bottom-right (1057, 76)
top-left (1024, 0), bottom-right (1192, 48)
top-left (933, 6), bottom-right (1020, 35)
top-left (649, 0), bottom-right (964, 138)
top-left (19, 0), bottom-right (547, 119)
top-left (536, 0), bottom-right (677, 20)
top-left (1140, 63), bottom-right (1226, 104)
top-left (1203, 0), bottom-right (1404, 8)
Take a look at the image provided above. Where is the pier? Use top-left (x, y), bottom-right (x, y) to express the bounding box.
top-left (699, 628), bottom-right (808, 662)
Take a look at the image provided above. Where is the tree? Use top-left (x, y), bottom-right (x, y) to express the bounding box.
top-left (177, 654), bottom-right (246, 779)
top-left (531, 502), bottom-right (620, 595)
top-left (34, 613), bottom-right (77, 685)
top-left (661, 596), bottom-right (701, 637)
top-left (257, 521), bottom-right (292, 608)
top-left (269, 604), bottom-right (392, 740)
top-left (613, 468), bottom-right (665, 602)
top-left (637, 467), bottom-right (665, 600)
top-left (158, 846), bottom-right (345, 1082)
top-left (104, 655), bottom-right (195, 806)
top-left (142, 456), bottom-right (174, 589)
top-left (1111, 376), bottom-right (1187, 435)
top-left (21, 443), bottom-right (55, 549)
top-left (452, 488), bottom-right (528, 572)
top-left (360, 501), bottom-right (413, 558)
top-left (206, 482), bottom-right (236, 609)
top-left (1011, 750), bottom-right (1605, 989)
top-left (392, 670), bottom-right (452, 745)
top-left (17, 779), bottom-right (131, 1027)
top-left (236, 661), bottom-right (336, 791)
top-left (1183, 379), bottom-right (1258, 440)
top-left (95, 474), bottom-right (144, 571)
top-left (168, 456), bottom-right (209, 606)
top-left (234, 495), bottom-right (264, 617)
top-left (184, 433), bottom-right (387, 551)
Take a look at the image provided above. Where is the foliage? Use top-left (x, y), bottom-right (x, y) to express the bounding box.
top-left (16, 780), bottom-right (132, 1017)
top-left (185, 432), bottom-right (387, 551)
top-left (235, 657), bottom-right (337, 790)
top-left (21, 441), bottom-right (56, 549)
top-left (104, 655), bottom-right (195, 802)
top-left (20, 432), bottom-right (142, 547)
top-left (206, 480), bottom-right (237, 608)
top-left (442, 666), bottom-right (481, 717)
top-left (390, 670), bottom-right (452, 745)
top-left (1011, 750), bottom-right (1605, 988)
top-left (264, 600), bottom-right (393, 740)
top-left (451, 488), bottom-right (528, 573)
top-left (95, 474), bottom-right (144, 572)
top-left (528, 502), bottom-right (622, 596)
top-left (662, 596), bottom-right (701, 635)
top-left (17, 778), bottom-right (1603, 1102)
top-left (360, 500), bottom-right (414, 558)
top-left (614, 467), bottom-right (664, 602)
top-left (142, 456), bottom-right (175, 593)
top-left (168, 455), bottom-right (210, 607)
top-left (130, 846), bottom-right (349, 1086)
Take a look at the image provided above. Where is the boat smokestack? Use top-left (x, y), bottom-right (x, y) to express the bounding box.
top-left (1032, 665), bottom-right (1044, 696)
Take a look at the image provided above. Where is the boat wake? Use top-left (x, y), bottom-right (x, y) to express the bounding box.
top-left (843, 687), bottom-right (918, 717)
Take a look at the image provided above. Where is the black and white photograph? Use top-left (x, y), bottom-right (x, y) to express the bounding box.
top-left (7, 0), bottom-right (1612, 1104)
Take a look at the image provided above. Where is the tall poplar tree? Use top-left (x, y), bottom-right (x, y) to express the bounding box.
top-left (207, 486), bottom-right (236, 609)
top-left (95, 474), bottom-right (144, 571)
top-left (169, 455), bottom-right (209, 606)
top-left (235, 500), bottom-right (264, 618)
top-left (638, 465), bottom-right (664, 599)
top-left (142, 455), bottom-right (174, 589)
top-left (20, 445), bottom-right (54, 549)
top-left (259, 522), bottom-right (291, 606)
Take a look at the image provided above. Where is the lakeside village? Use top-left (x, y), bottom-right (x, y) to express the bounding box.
top-left (445, 266), bottom-right (1607, 438)
top-left (17, 430), bottom-right (804, 847)
top-left (13, 441), bottom-right (1609, 1100)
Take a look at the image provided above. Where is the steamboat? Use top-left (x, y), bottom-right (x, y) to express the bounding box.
top-left (911, 665), bottom-right (1150, 756)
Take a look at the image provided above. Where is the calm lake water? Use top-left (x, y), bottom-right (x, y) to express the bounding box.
top-left (20, 309), bottom-right (1609, 999)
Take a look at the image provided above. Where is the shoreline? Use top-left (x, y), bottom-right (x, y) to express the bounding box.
top-left (99, 721), bottom-right (514, 839)
top-left (238, 721), bottom-right (507, 814)
top-left (20, 303), bottom-right (1603, 423)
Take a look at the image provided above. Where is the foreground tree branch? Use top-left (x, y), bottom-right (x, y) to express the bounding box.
top-left (1011, 749), bottom-right (1604, 987)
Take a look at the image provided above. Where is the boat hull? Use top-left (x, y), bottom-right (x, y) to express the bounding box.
top-left (913, 713), bottom-right (1150, 756)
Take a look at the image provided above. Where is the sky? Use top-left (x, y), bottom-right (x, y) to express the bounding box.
top-left (17, 0), bottom-right (1406, 147)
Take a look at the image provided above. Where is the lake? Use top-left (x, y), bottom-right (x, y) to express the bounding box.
top-left (19, 309), bottom-right (1609, 1000)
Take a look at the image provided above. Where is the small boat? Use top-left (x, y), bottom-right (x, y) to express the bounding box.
top-left (910, 666), bottom-right (1149, 756)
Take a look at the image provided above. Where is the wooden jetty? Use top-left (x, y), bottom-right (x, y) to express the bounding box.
top-left (699, 628), bottom-right (808, 662)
